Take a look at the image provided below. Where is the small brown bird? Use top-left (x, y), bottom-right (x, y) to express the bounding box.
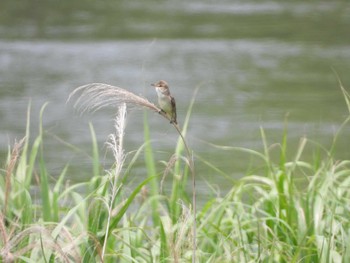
top-left (151, 80), bottom-right (177, 124)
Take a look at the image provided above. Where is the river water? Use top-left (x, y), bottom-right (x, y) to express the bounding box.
top-left (1, 0), bottom-right (350, 195)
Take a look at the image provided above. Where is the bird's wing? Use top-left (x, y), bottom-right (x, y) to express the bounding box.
top-left (171, 96), bottom-right (177, 124)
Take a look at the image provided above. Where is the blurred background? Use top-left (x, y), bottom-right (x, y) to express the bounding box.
top-left (1, 0), bottom-right (350, 195)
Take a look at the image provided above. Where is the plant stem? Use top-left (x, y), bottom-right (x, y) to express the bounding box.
top-left (172, 123), bottom-right (196, 263)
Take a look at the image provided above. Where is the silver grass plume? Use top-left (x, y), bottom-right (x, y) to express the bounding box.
top-left (67, 83), bottom-right (161, 115)
top-left (106, 103), bottom-right (126, 180)
top-left (102, 103), bottom-right (127, 259)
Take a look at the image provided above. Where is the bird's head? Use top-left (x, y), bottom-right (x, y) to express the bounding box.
top-left (151, 80), bottom-right (170, 95)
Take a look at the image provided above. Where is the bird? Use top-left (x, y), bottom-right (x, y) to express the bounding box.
top-left (151, 80), bottom-right (177, 124)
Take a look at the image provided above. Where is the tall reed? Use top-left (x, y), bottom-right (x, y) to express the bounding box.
top-left (1, 79), bottom-right (350, 262)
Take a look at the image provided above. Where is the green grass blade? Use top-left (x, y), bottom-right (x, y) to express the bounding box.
top-left (89, 122), bottom-right (100, 178)
top-left (38, 103), bottom-right (51, 222)
top-left (52, 164), bottom-right (68, 222)
top-left (159, 219), bottom-right (169, 262)
top-left (26, 136), bottom-right (41, 186)
top-left (104, 176), bottom-right (157, 239)
top-left (143, 111), bottom-right (160, 226)
top-left (16, 101), bottom-right (31, 185)
top-left (170, 86), bottom-right (199, 221)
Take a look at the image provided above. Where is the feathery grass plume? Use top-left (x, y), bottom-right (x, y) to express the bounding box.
top-left (67, 82), bottom-right (170, 118)
top-left (1, 138), bottom-right (26, 263)
top-left (106, 103), bottom-right (127, 177)
top-left (102, 103), bottom-right (127, 260)
top-left (4, 137), bottom-right (26, 217)
top-left (0, 225), bottom-right (81, 262)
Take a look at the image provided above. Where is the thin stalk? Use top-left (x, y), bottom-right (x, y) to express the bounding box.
top-left (172, 123), bottom-right (196, 263)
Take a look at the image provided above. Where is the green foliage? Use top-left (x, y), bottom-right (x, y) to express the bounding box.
top-left (1, 86), bottom-right (350, 262)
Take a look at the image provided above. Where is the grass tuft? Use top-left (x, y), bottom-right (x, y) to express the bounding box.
top-left (1, 81), bottom-right (350, 262)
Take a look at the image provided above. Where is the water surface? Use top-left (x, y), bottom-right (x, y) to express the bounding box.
top-left (1, 0), bottom-right (350, 196)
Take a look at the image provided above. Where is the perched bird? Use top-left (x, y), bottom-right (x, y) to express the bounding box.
top-left (151, 80), bottom-right (177, 124)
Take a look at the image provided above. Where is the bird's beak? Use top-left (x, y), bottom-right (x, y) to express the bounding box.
top-left (151, 83), bottom-right (155, 87)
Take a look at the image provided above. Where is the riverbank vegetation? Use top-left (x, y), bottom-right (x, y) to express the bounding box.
top-left (1, 82), bottom-right (350, 262)
top-left (1, 0), bottom-right (349, 44)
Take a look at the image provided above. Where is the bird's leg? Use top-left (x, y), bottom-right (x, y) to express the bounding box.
top-left (158, 108), bottom-right (166, 114)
